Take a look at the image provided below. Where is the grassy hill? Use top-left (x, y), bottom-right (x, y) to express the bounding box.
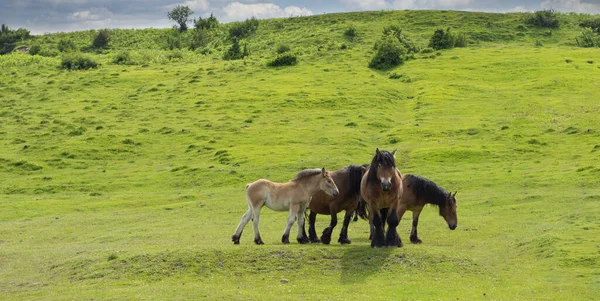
top-left (1, 10), bottom-right (599, 300)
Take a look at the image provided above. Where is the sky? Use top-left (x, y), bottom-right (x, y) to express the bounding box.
top-left (1, 0), bottom-right (600, 34)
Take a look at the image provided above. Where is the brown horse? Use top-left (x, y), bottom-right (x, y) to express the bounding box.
top-left (360, 149), bottom-right (403, 248)
top-left (232, 168), bottom-right (339, 245)
top-left (358, 173), bottom-right (458, 244)
top-left (306, 164), bottom-right (367, 244)
top-left (398, 174), bottom-right (458, 243)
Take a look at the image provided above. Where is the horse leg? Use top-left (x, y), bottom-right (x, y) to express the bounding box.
top-left (320, 213), bottom-right (337, 245)
top-left (371, 209), bottom-right (385, 248)
top-left (251, 205), bottom-right (264, 245)
top-left (296, 204), bottom-right (309, 244)
top-left (337, 210), bottom-right (353, 244)
top-left (410, 209), bottom-right (423, 244)
top-left (232, 205), bottom-right (252, 244)
top-left (385, 208), bottom-right (402, 247)
top-left (281, 205), bottom-right (297, 244)
top-left (308, 211), bottom-right (320, 243)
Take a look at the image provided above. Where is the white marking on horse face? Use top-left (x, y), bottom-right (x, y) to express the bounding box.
top-left (380, 177), bottom-right (391, 184)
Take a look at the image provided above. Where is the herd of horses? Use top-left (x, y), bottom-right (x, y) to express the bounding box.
top-left (232, 149), bottom-right (458, 248)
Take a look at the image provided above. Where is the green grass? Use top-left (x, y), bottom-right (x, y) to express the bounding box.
top-left (1, 9), bottom-right (600, 300)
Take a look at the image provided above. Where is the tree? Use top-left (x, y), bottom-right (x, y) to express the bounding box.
top-left (168, 5), bottom-right (193, 32)
top-left (92, 29), bottom-right (110, 48)
top-left (194, 13), bottom-right (219, 30)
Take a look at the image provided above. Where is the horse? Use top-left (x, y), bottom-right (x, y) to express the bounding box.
top-left (360, 149), bottom-right (403, 248)
top-left (306, 164), bottom-right (367, 245)
top-left (232, 168), bottom-right (339, 245)
top-left (397, 174), bottom-right (458, 244)
top-left (357, 173), bottom-right (458, 244)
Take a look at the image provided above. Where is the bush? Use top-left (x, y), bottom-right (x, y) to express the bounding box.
top-left (229, 17), bottom-right (259, 39)
top-left (194, 13), bottom-right (219, 30)
top-left (60, 53), bottom-right (98, 70)
top-left (344, 26), bottom-right (357, 41)
top-left (223, 38), bottom-right (249, 60)
top-left (454, 32), bottom-right (467, 47)
top-left (369, 35), bottom-right (407, 70)
top-left (57, 39), bottom-right (77, 52)
top-left (276, 44), bottom-right (291, 54)
top-left (113, 50), bottom-right (132, 65)
top-left (576, 28), bottom-right (600, 47)
top-left (525, 9), bottom-right (560, 28)
top-left (381, 25), bottom-right (419, 53)
top-left (167, 50), bottom-right (184, 61)
top-left (267, 53), bottom-right (297, 67)
top-left (38, 48), bottom-right (60, 57)
top-left (1, 24), bottom-right (30, 54)
top-left (580, 18), bottom-right (600, 34)
top-left (29, 44), bottom-right (41, 55)
top-left (92, 29), bottom-right (110, 48)
top-left (189, 28), bottom-right (210, 50)
top-left (429, 28), bottom-right (456, 50)
top-left (420, 47), bottom-right (434, 54)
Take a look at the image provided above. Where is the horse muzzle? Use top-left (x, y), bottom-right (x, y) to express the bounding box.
top-left (381, 182), bottom-right (392, 192)
top-left (448, 222), bottom-right (457, 230)
top-left (331, 189), bottom-right (339, 197)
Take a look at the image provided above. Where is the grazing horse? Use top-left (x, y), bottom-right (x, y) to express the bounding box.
top-left (397, 174), bottom-right (458, 244)
top-left (360, 149), bottom-right (403, 248)
top-left (232, 168), bottom-right (339, 245)
top-left (307, 164), bottom-right (367, 244)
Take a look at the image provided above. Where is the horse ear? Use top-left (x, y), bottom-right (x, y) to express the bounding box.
top-left (321, 167), bottom-right (326, 177)
top-left (376, 148), bottom-right (380, 154)
top-left (453, 191), bottom-right (457, 197)
top-left (392, 149), bottom-right (397, 157)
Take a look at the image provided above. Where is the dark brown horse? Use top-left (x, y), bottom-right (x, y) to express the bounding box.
top-left (360, 149), bottom-right (403, 248)
top-left (398, 174), bottom-right (458, 243)
top-left (358, 173), bottom-right (458, 244)
top-left (306, 164), bottom-right (367, 244)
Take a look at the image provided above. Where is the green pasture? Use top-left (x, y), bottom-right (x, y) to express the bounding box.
top-left (1, 10), bottom-right (599, 300)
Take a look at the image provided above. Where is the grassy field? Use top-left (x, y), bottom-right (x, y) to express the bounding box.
top-left (1, 10), bottom-right (600, 300)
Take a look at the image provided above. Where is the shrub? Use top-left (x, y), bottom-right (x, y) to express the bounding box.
top-left (344, 26), bottom-right (357, 41)
top-left (189, 28), bottom-right (210, 50)
top-left (420, 47), bottom-right (434, 54)
top-left (60, 53), bottom-right (98, 70)
top-left (579, 18), bottom-right (600, 34)
top-left (29, 44), bottom-right (41, 55)
top-left (525, 9), bottom-right (560, 28)
top-left (167, 50), bottom-right (184, 61)
top-left (369, 35), bottom-right (407, 70)
top-left (534, 40), bottom-right (543, 47)
top-left (576, 28), bottom-right (600, 48)
top-left (39, 48), bottom-right (60, 57)
top-left (381, 25), bottom-right (419, 53)
top-left (223, 38), bottom-right (249, 60)
top-left (194, 13), bottom-right (219, 30)
top-left (429, 28), bottom-right (455, 50)
top-left (454, 32), bottom-right (467, 47)
top-left (1, 24), bottom-right (30, 54)
top-left (276, 44), bottom-right (291, 54)
top-left (92, 29), bottom-right (110, 48)
top-left (267, 53), bottom-right (297, 67)
top-left (113, 50), bottom-right (132, 65)
top-left (228, 17), bottom-right (259, 39)
top-left (57, 39), bottom-right (77, 52)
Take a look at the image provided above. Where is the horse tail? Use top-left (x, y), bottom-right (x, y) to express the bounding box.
top-left (355, 196), bottom-right (369, 220)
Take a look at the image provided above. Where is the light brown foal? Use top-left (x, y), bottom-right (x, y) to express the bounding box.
top-left (232, 168), bottom-right (339, 245)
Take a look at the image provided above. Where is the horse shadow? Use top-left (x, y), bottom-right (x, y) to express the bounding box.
top-left (339, 243), bottom-right (395, 284)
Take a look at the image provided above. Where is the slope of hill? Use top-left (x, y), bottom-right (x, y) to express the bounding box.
top-left (1, 10), bottom-right (599, 300)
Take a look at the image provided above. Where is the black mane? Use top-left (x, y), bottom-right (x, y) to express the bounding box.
top-left (292, 169), bottom-right (322, 182)
top-left (366, 150), bottom-right (396, 185)
top-left (404, 174), bottom-right (448, 208)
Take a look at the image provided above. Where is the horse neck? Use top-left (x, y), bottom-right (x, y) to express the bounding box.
top-left (296, 174), bottom-right (323, 196)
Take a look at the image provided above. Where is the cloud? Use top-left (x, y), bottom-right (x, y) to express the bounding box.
top-left (540, 0), bottom-right (600, 13)
top-left (391, 0), bottom-right (473, 9)
top-left (340, 0), bottom-right (390, 10)
top-left (221, 2), bottom-right (313, 21)
top-left (182, 0), bottom-right (210, 11)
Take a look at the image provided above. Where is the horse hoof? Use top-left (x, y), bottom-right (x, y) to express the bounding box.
top-left (310, 238), bottom-right (321, 243)
top-left (410, 237), bottom-right (422, 244)
top-left (338, 238), bottom-right (351, 245)
top-left (254, 238), bottom-right (264, 245)
top-left (282, 236), bottom-right (290, 244)
top-left (232, 235), bottom-right (240, 244)
top-left (297, 237), bottom-right (309, 244)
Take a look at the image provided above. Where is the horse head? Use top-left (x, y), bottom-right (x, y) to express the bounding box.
top-left (319, 168), bottom-right (339, 197)
top-left (440, 191), bottom-right (458, 230)
top-left (372, 148), bottom-right (397, 192)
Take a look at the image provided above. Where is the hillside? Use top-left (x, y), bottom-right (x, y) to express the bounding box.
top-left (1, 10), bottom-right (599, 300)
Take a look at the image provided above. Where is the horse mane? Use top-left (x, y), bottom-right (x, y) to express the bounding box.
top-left (345, 164), bottom-right (366, 200)
top-left (404, 174), bottom-right (448, 208)
top-left (366, 150), bottom-right (396, 185)
top-left (291, 169), bottom-right (322, 182)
